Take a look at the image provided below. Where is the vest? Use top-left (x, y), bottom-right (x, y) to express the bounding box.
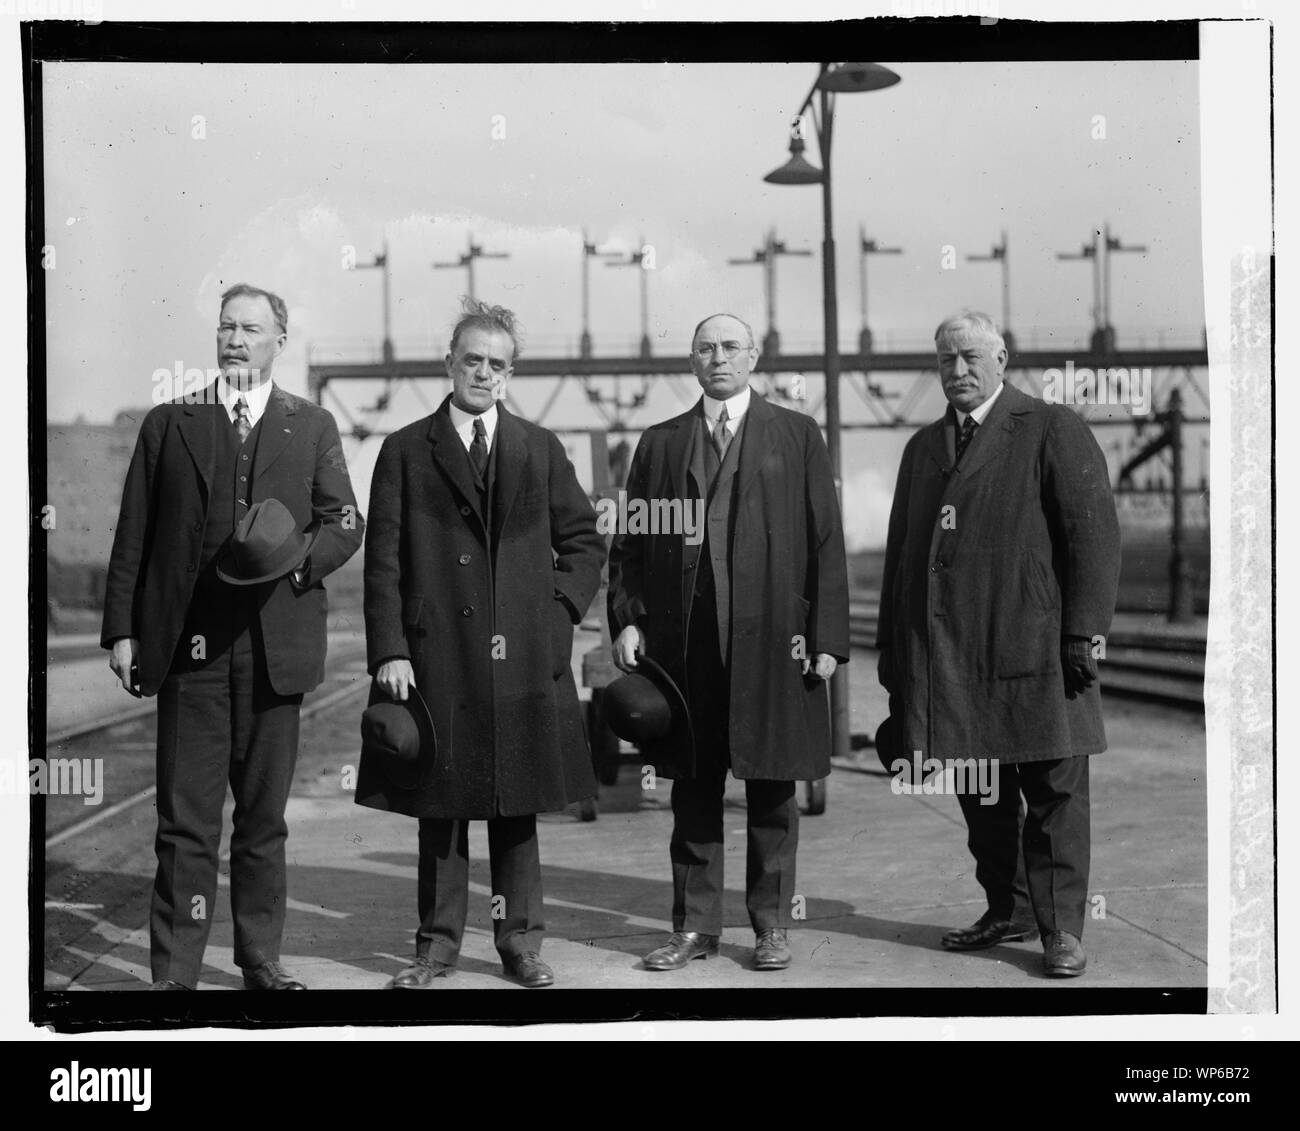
top-left (690, 407), bottom-right (745, 661)
top-left (194, 402), bottom-right (263, 598)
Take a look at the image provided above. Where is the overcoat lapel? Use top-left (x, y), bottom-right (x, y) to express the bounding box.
top-left (252, 384), bottom-right (297, 481)
top-left (490, 406), bottom-right (529, 542)
top-left (735, 391), bottom-right (776, 501)
top-left (953, 384), bottom-right (1029, 482)
top-left (428, 401), bottom-right (487, 533)
top-left (175, 385), bottom-right (220, 502)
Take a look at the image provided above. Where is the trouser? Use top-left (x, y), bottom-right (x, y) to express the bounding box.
top-left (955, 755), bottom-right (1091, 938)
top-left (414, 815), bottom-right (545, 964)
top-left (669, 584), bottom-right (799, 936)
top-left (151, 603), bottom-right (302, 986)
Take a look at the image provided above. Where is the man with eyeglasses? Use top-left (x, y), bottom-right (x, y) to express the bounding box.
top-left (608, 313), bottom-right (850, 972)
top-left (357, 298), bottom-right (604, 989)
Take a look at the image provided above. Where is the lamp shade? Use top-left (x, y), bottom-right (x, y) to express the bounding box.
top-left (763, 137), bottom-right (823, 185)
top-left (817, 62), bottom-right (901, 92)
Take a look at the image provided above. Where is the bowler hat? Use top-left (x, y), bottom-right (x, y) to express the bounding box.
top-left (216, 498), bottom-right (315, 586)
top-left (875, 699), bottom-right (941, 785)
top-left (359, 683), bottom-right (438, 791)
top-left (603, 654), bottom-right (693, 762)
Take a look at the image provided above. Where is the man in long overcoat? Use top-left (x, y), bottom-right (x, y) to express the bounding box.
top-left (103, 283), bottom-right (363, 990)
top-left (876, 310), bottom-right (1121, 977)
top-left (356, 299), bottom-right (604, 989)
top-left (607, 313), bottom-right (850, 972)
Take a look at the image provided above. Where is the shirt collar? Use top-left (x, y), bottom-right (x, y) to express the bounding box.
top-left (956, 380), bottom-right (1005, 427)
top-left (702, 385), bottom-right (751, 425)
top-left (449, 400), bottom-right (499, 447)
top-left (218, 375), bottom-right (275, 422)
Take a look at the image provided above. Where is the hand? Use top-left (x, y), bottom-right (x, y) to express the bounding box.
top-left (612, 625), bottom-right (645, 673)
top-left (802, 652), bottom-right (837, 681)
top-left (1061, 636), bottom-right (1098, 696)
top-left (109, 637), bottom-right (141, 697)
top-left (877, 647), bottom-right (896, 694)
top-left (376, 658), bottom-right (415, 701)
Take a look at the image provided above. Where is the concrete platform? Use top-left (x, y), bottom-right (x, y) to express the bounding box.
top-left (48, 630), bottom-right (1207, 996)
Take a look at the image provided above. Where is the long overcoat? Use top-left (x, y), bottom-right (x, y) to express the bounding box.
top-left (355, 397), bottom-right (605, 819)
top-left (607, 392), bottom-right (850, 781)
top-left (876, 382), bottom-right (1121, 763)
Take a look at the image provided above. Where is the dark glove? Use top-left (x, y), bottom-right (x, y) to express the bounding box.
top-left (1061, 635), bottom-right (1098, 696)
top-left (877, 647), bottom-right (897, 695)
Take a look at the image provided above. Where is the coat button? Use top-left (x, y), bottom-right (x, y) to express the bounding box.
top-left (458, 553), bottom-right (471, 565)
top-left (241, 454), bottom-right (249, 461)
top-left (186, 564), bottom-right (195, 572)
top-left (460, 605), bottom-right (474, 617)
top-left (931, 561), bottom-right (942, 572)
top-left (460, 505), bottom-right (472, 516)
top-left (192, 523), bottom-right (201, 533)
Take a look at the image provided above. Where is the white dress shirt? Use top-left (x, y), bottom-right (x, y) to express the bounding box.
top-left (955, 380), bottom-right (1005, 428)
top-left (218, 375), bottom-right (275, 429)
top-left (701, 384), bottom-right (752, 438)
top-left (449, 401), bottom-right (500, 452)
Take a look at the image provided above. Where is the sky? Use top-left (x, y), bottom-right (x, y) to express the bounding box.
top-left (40, 56), bottom-right (1205, 547)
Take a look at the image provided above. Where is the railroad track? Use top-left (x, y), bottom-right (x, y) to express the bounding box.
top-left (42, 641), bottom-right (372, 848)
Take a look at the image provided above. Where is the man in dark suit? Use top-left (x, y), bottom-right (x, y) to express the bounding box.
top-left (102, 283), bottom-right (363, 990)
top-left (355, 299), bottom-right (604, 990)
top-left (877, 310), bottom-right (1121, 977)
top-left (607, 313), bottom-right (850, 973)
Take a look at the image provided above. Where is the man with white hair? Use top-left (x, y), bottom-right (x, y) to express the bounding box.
top-left (876, 310), bottom-right (1120, 977)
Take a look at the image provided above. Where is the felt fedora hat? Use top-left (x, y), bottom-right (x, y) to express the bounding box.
top-left (603, 654), bottom-right (693, 762)
top-left (216, 498), bottom-right (316, 586)
top-left (359, 682), bottom-right (438, 791)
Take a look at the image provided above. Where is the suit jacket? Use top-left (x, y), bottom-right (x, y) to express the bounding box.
top-left (101, 383), bottom-right (364, 697)
top-left (876, 382), bottom-right (1121, 762)
top-left (354, 397), bottom-right (605, 819)
top-left (607, 392), bottom-right (851, 781)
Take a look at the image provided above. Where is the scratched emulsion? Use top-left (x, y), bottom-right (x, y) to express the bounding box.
top-left (1210, 248), bottom-right (1274, 1014)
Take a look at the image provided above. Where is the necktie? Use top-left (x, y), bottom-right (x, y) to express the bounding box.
top-left (233, 396), bottom-right (252, 444)
top-left (955, 415), bottom-right (977, 462)
top-left (712, 404), bottom-right (731, 461)
top-left (470, 416), bottom-right (488, 479)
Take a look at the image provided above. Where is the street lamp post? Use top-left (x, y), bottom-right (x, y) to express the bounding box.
top-left (764, 61), bottom-right (900, 770)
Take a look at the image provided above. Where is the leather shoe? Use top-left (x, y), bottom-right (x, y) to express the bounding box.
top-left (754, 928), bottom-right (791, 971)
top-left (388, 955), bottom-right (455, 989)
top-left (1042, 930), bottom-right (1087, 977)
top-left (149, 980), bottom-right (190, 991)
top-left (241, 960), bottom-right (307, 991)
top-left (502, 952), bottom-right (554, 988)
top-left (643, 931), bottom-right (720, 971)
top-left (942, 912), bottom-right (1038, 951)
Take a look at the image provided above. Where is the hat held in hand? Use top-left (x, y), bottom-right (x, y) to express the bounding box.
top-left (360, 683), bottom-right (438, 791)
top-left (603, 654), bottom-right (693, 761)
top-left (216, 498), bottom-right (315, 586)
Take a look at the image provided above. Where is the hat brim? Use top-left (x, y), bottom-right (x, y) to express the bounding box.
top-left (361, 682), bottom-right (439, 791)
top-left (215, 528), bottom-right (317, 586)
top-left (630, 654), bottom-right (694, 767)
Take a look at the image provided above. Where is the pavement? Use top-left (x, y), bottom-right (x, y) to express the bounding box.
top-left (45, 623), bottom-right (1208, 995)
